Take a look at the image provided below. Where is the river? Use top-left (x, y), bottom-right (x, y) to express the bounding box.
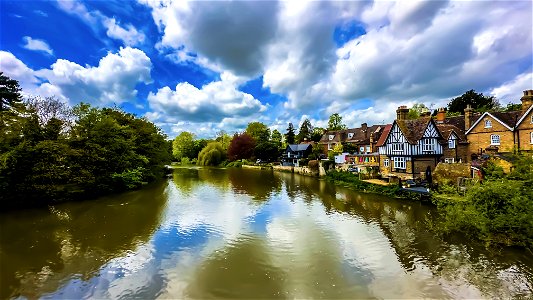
top-left (1, 167), bottom-right (532, 299)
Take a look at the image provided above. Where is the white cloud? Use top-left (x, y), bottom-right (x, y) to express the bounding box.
top-left (490, 73), bottom-right (533, 104)
top-left (22, 36), bottom-right (53, 55)
top-left (1, 48), bottom-right (152, 106)
top-left (103, 17), bottom-right (146, 46)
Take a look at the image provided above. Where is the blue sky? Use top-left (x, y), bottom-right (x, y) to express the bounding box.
top-left (1, 0), bottom-right (532, 138)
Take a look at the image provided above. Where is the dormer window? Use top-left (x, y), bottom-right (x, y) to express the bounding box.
top-left (484, 119), bottom-right (492, 128)
top-left (348, 133), bottom-right (354, 139)
top-left (448, 139), bottom-right (456, 149)
top-left (328, 135), bottom-right (334, 141)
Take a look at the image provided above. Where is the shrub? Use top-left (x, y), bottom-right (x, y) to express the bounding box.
top-left (197, 142), bottom-right (225, 166)
top-left (308, 160), bottom-right (319, 171)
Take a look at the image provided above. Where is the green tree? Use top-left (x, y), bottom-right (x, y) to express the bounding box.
top-left (197, 142), bottom-right (225, 166)
top-left (311, 127), bottom-right (325, 142)
top-left (285, 123), bottom-right (296, 144)
top-left (503, 103), bottom-right (522, 112)
top-left (341, 142), bottom-right (358, 154)
top-left (327, 113), bottom-right (346, 131)
top-left (254, 141), bottom-right (279, 162)
top-left (407, 103), bottom-right (430, 119)
top-left (271, 129), bottom-right (282, 149)
top-left (215, 130), bottom-right (232, 151)
top-left (0, 72), bottom-right (23, 112)
top-left (172, 131), bottom-right (196, 161)
top-left (245, 122), bottom-right (270, 142)
top-left (296, 118), bottom-right (313, 143)
top-left (447, 90), bottom-right (500, 114)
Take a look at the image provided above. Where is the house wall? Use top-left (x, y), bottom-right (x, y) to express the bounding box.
top-left (379, 155), bottom-right (391, 176)
top-left (516, 110), bottom-right (533, 151)
top-left (467, 115), bottom-right (515, 156)
top-left (442, 144), bottom-right (469, 163)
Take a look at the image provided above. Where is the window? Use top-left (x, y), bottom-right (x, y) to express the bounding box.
top-left (422, 139), bottom-right (434, 152)
top-left (531, 115), bottom-right (533, 124)
top-left (328, 135), bottom-right (334, 141)
top-left (384, 159), bottom-right (389, 167)
top-left (490, 134), bottom-right (500, 145)
top-left (484, 119), bottom-right (492, 128)
top-left (348, 133), bottom-right (354, 139)
top-left (530, 132), bottom-right (533, 144)
top-left (360, 146), bottom-right (365, 153)
top-left (392, 143), bottom-right (404, 152)
top-left (448, 139), bottom-right (456, 149)
top-left (366, 146), bottom-right (371, 153)
top-left (445, 158), bottom-right (455, 163)
top-left (393, 157), bottom-right (406, 169)
top-left (328, 143), bottom-right (333, 150)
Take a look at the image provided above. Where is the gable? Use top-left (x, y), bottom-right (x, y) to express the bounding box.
top-left (423, 121), bottom-right (439, 138)
top-left (449, 132), bottom-right (457, 140)
top-left (515, 106), bottom-right (533, 129)
top-left (466, 112), bottom-right (513, 134)
top-left (385, 122), bottom-right (407, 144)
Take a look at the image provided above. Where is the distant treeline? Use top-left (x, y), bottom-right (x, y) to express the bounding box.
top-left (0, 73), bottom-right (171, 209)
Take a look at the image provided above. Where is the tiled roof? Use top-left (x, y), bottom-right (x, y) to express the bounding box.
top-left (396, 117), bottom-right (436, 144)
top-left (490, 111), bottom-right (523, 128)
top-left (287, 144), bottom-right (312, 152)
top-left (375, 124), bottom-right (392, 147)
top-left (435, 123), bottom-right (467, 142)
top-left (345, 125), bottom-right (382, 144)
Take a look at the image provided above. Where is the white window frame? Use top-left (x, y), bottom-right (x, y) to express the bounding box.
top-left (444, 158), bottom-right (455, 163)
top-left (490, 134), bottom-right (500, 145)
top-left (484, 119), bottom-right (492, 128)
top-left (328, 135), bottom-right (334, 141)
top-left (448, 139), bottom-right (456, 149)
top-left (531, 115), bottom-right (533, 124)
top-left (393, 157), bottom-right (406, 169)
top-left (348, 133), bottom-right (354, 139)
top-left (422, 139), bottom-right (434, 152)
top-left (359, 146), bottom-right (364, 153)
top-left (328, 143), bottom-right (333, 150)
top-left (530, 132), bottom-right (533, 144)
top-left (384, 159), bottom-right (389, 167)
top-left (392, 143), bottom-right (404, 152)
top-left (365, 146), bottom-right (371, 153)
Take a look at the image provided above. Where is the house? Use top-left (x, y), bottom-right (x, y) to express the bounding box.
top-left (434, 108), bottom-right (469, 163)
top-left (378, 106), bottom-right (444, 180)
top-left (465, 89), bottom-right (533, 159)
top-left (318, 123), bottom-right (385, 155)
top-left (282, 144), bottom-right (312, 167)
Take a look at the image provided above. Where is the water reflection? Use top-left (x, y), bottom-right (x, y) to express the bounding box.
top-left (1, 167), bottom-right (532, 299)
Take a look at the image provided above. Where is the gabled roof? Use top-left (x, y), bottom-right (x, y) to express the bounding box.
top-left (465, 111), bottom-right (522, 134)
top-left (515, 105), bottom-right (533, 127)
top-left (345, 125), bottom-right (382, 144)
top-left (318, 130), bottom-right (346, 143)
top-left (287, 144), bottom-right (312, 152)
top-left (375, 124), bottom-right (392, 147)
top-left (435, 123), bottom-right (467, 142)
top-left (396, 117), bottom-right (442, 144)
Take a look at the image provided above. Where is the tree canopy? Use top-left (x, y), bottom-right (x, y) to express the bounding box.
top-left (197, 142), bottom-right (225, 166)
top-left (285, 123), bottom-right (296, 144)
top-left (311, 127), bottom-right (325, 142)
top-left (447, 90), bottom-right (500, 114)
top-left (227, 133), bottom-right (255, 161)
top-left (407, 103), bottom-right (430, 119)
top-left (296, 118), bottom-right (313, 143)
top-left (172, 131), bottom-right (196, 161)
top-left (245, 122), bottom-right (270, 142)
top-left (327, 113), bottom-right (346, 131)
top-left (0, 72), bottom-right (23, 112)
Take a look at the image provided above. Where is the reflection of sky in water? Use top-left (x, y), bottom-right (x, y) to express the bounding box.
top-left (42, 168), bottom-right (532, 299)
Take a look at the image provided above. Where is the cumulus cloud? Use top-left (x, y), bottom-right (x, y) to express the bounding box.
top-left (490, 73), bottom-right (533, 104)
top-left (147, 72), bottom-right (266, 126)
top-left (22, 36), bottom-right (54, 55)
top-left (57, 0), bottom-right (145, 46)
top-left (1, 48), bottom-right (152, 105)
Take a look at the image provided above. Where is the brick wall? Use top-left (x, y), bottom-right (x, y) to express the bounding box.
top-left (467, 115), bottom-right (515, 155)
top-left (516, 110), bottom-right (533, 151)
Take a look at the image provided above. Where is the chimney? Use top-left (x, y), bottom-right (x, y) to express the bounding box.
top-left (396, 106), bottom-right (409, 120)
top-left (464, 104), bottom-right (473, 130)
top-left (361, 123), bottom-right (367, 131)
top-left (520, 90), bottom-right (533, 111)
top-left (436, 108), bottom-right (446, 123)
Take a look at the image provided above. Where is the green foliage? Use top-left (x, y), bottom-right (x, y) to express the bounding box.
top-left (311, 127), bottom-right (325, 142)
top-left (225, 160), bottom-right (243, 168)
top-left (407, 103), bottom-right (430, 119)
top-left (215, 130), bottom-right (232, 151)
top-left (308, 160), bottom-right (319, 171)
top-left (285, 123), bottom-right (296, 144)
top-left (341, 142), bottom-right (357, 154)
top-left (271, 129), bottom-right (282, 149)
top-left (0, 72), bottom-right (23, 112)
top-left (172, 131), bottom-right (196, 161)
top-left (197, 142), bottom-right (225, 166)
top-left (180, 157), bottom-right (191, 165)
top-left (309, 144), bottom-right (324, 160)
top-left (245, 122), bottom-right (270, 142)
top-left (483, 160), bottom-right (505, 179)
top-left (296, 118), bottom-right (313, 143)
top-left (254, 141), bottom-right (279, 162)
top-left (327, 113), bottom-right (346, 131)
top-left (326, 171), bottom-right (416, 199)
top-left (503, 102), bottom-right (522, 112)
top-left (447, 89), bottom-right (500, 114)
top-left (332, 143), bottom-right (343, 155)
top-left (112, 167), bottom-right (145, 190)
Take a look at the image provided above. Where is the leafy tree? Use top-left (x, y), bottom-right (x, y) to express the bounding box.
top-left (285, 123), bottom-right (296, 144)
top-left (407, 103), bottom-right (430, 119)
top-left (254, 141), bottom-right (279, 162)
top-left (327, 113), bottom-right (346, 131)
top-left (172, 131), bottom-right (196, 161)
top-left (311, 127), bottom-right (325, 142)
top-left (341, 142), bottom-right (358, 154)
top-left (271, 129), bottom-right (282, 149)
top-left (332, 143), bottom-right (343, 155)
top-left (447, 90), bottom-right (500, 114)
top-left (245, 122), bottom-right (270, 142)
top-left (197, 142), bottom-right (225, 166)
top-left (0, 72), bottom-right (23, 112)
top-left (227, 133), bottom-right (255, 161)
top-left (215, 130), bottom-right (232, 151)
top-left (296, 118), bottom-right (313, 143)
top-left (503, 103), bottom-right (522, 112)
top-left (309, 144), bottom-right (324, 160)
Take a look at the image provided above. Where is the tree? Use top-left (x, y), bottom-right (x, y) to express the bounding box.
top-left (503, 103), bottom-right (522, 112)
top-left (407, 103), bottom-right (430, 119)
top-left (245, 122), bottom-right (270, 142)
top-left (285, 123), bottom-right (296, 144)
top-left (271, 129), bottom-right (282, 149)
top-left (342, 142), bottom-right (358, 154)
top-left (197, 142), bottom-right (225, 166)
top-left (296, 118), bottom-right (313, 143)
top-left (327, 113), bottom-right (346, 131)
top-left (311, 127), bottom-right (325, 142)
top-left (227, 133), bottom-right (255, 161)
top-left (447, 90), bottom-right (500, 114)
top-left (215, 130), bottom-right (232, 151)
top-left (0, 72), bottom-right (23, 112)
top-left (332, 143), bottom-right (343, 155)
top-left (254, 141), bottom-right (280, 162)
top-left (172, 131), bottom-right (196, 161)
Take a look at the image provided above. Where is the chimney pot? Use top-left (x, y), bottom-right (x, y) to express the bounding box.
top-left (396, 106), bottom-right (409, 120)
top-left (436, 108), bottom-right (446, 123)
top-left (521, 89), bottom-right (533, 111)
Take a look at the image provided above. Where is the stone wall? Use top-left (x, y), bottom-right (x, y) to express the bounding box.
top-left (273, 163), bottom-right (326, 177)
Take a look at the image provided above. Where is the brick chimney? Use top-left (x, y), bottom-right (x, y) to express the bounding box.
top-left (396, 106), bottom-right (409, 120)
top-left (436, 108), bottom-right (446, 123)
top-left (464, 104), bottom-right (473, 130)
top-left (361, 123), bottom-right (367, 131)
top-left (521, 90), bottom-right (533, 111)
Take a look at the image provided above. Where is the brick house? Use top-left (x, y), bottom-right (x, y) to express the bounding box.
top-left (434, 108), bottom-right (470, 163)
top-left (318, 123), bottom-right (385, 155)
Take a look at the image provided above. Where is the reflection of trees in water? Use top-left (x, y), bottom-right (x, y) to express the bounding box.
top-left (0, 181), bottom-right (168, 299)
top-left (227, 168), bottom-right (282, 202)
top-left (275, 172), bottom-right (533, 298)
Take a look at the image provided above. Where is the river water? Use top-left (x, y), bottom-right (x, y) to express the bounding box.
top-left (1, 167), bottom-right (532, 299)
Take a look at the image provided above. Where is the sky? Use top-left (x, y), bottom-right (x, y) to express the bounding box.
top-left (1, 0), bottom-right (532, 138)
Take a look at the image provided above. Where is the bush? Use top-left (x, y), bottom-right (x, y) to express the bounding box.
top-left (181, 157), bottom-right (191, 165)
top-left (197, 142), bottom-right (225, 166)
top-left (308, 160), bottom-right (319, 171)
